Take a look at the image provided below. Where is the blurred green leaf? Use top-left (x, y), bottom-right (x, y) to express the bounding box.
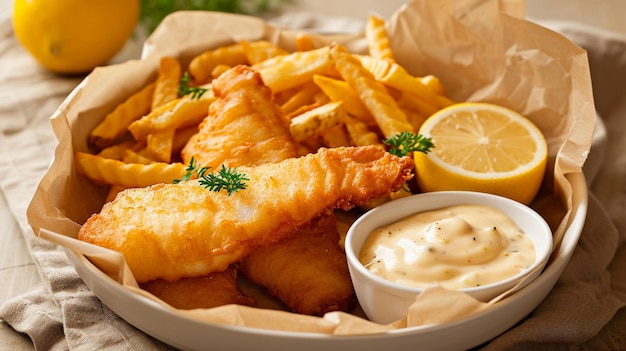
top-left (140, 0), bottom-right (289, 33)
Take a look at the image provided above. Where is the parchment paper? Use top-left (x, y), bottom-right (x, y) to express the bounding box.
top-left (26, 0), bottom-right (595, 334)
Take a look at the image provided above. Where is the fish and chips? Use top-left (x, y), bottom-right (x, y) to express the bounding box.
top-left (75, 14), bottom-right (451, 316)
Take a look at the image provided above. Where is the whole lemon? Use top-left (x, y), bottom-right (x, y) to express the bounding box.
top-left (13, 0), bottom-right (139, 74)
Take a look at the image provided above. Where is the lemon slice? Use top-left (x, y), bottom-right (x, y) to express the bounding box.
top-left (414, 102), bottom-right (547, 204)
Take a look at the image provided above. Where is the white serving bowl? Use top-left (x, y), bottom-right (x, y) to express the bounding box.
top-left (345, 191), bottom-right (553, 324)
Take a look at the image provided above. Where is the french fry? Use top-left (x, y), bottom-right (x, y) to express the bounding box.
top-left (212, 64), bottom-right (232, 79)
top-left (343, 115), bottom-right (384, 147)
top-left (295, 34), bottom-right (316, 52)
top-left (148, 57), bottom-right (183, 163)
top-left (319, 124), bottom-right (351, 148)
top-left (75, 151), bottom-right (186, 188)
top-left (254, 46), bottom-right (335, 93)
top-left (97, 140), bottom-right (144, 160)
top-left (122, 149), bottom-right (155, 165)
top-left (420, 75), bottom-right (446, 96)
top-left (241, 40), bottom-right (288, 65)
top-left (152, 57), bottom-right (182, 110)
top-left (128, 88), bottom-right (215, 141)
top-left (280, 82), bottom-right (322, 115)
top-left (400, 106), bottom-right (429, 131)
top-left (330, 44), bottom-right (414, 138)
top-left (365, 15), bottom-right (395, 62)
top-left (289, 101), bottom-right (347, 142)
top-left (396, 92), bottom-right (440, 118)
top-left (146, 129), bottom-right (176, 163)
top-left (357, 55), bottom-right (454, 109)
top-left (88, 82), bottom-right (155, 151)
top-left (188, 43), bottom-right (248, 85)
top-left (313, 75), bottom-right (376, 127)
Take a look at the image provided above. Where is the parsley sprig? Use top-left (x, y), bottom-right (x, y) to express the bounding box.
top-left (383, 131), bottom-right (434, 157)
top-left (174, 157), bottom-right (248, 195)
top-left (178, 72), bottom-right (208, 100)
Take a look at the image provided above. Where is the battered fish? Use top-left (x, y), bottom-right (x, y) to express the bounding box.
top-left (181, 65), bottom-right (296, 168)
top-left (239, 214), bottom-right (356, 316)
top-left (78, 146), bottom-right (414, 283)
top-left (184, 65), bottom-right (356, 315)
top-left (140, 265), bottom-right (255, 309)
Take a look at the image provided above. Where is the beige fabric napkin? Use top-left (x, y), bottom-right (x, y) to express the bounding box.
top-left (0, 11), bottom-right (625, 351)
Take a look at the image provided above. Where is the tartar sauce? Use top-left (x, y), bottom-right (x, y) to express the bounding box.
top-left (359, 204), bottom-right (536, 289)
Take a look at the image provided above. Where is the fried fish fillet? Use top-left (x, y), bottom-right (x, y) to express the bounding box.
top-left (78, 146), bottom-right (414, 283)
top-left (143, 64), bottom-right (294, 309)
top-left (140, 265), bottom-right (254, 309)
top-left (181, 64), bottom-right (297, 168)
top-left (239, 214), bottom-right (356, 316)
top-left (183, 64), bottom-right (356, 315)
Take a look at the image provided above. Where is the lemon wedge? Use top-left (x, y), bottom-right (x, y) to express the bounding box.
top-left (414, 102), bottom-right (547, 204)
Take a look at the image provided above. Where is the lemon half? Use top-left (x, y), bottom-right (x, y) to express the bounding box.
top-left (414, 102), bottom-right (548, 205)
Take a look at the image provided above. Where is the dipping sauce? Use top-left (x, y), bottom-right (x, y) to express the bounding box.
top-left (359, 204), bottom-right (536, 289)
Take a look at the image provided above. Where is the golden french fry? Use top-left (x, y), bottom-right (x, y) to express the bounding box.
top-left (357, 55), bottom-right (454, 109)
top-left (280, 82), bottom-right (322, 115)
top-left (152, 57), bottom-right (182, 110)
top-left (400, 106), bottom-right (428, 131)
top-left (420, 75), bottom-right (446, 96)
top-left (396, 92), bottom-right (440, 118)
top-left (319, 124), bottom-right (351, 148)
top-left (75, 151), bottom-right (186, 188)
top-left (289, 101), bottom-right (347, 141)
top-left (88, 82), bottom-right (155, 151)
top-left (211, 64), bottom-right (232, 79)
top-left (122, 149), bottom-right (155, 165)
top-left (330, 44), bottom-right (414, 138)
top-left (241, 40), bottom-right (288, 65)
top-left (146, 129), bottom-right (175, 163)
top-left (128, 87), bottom-right (215, 140)
top-left (313, 75), bottom-right (376, 127)
top-left (343, 115), bottom-right (384, 147)
top-left (147, 57), bottom-right (183, 163)
top-left (254, 46), bottom-right (335, 93)
top-left (188, 43), bottom-right (248, 85)
top-left (97, 140), bottom-right (144, 160)
top-left (365, 15), bottom-right (395, 62)
top-left (295, 34), bottom-right (316, 51)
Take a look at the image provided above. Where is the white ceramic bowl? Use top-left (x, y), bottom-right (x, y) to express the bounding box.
top-left (345, 191), bottom-right (553, 324)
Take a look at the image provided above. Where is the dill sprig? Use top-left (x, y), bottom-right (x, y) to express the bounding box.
top-left (174, 157), bottom-right (248, 195)
top-left (383, 131), bottom-right (434, 157)
top-left (178, 72), bottom-right (208, 99)
top-left (173, 156), bottom-right (205, 183)
top-left (199, 164), bottom-right (249, 195)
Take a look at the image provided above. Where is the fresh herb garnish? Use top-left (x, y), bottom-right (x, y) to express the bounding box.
top-left (173, 156), bottom-right (205, 183)
top-left (174, 157), bottom-right (248, 195)
top-left (383, 131), bottom-right (434, 157)
top-left (178, 72), bottom-right (208, 99)
top-left (199, 164), bottom-right (249, 195)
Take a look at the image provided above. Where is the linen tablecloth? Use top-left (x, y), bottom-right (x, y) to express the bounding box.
top-left (1, 11), bottom-right (625, 350)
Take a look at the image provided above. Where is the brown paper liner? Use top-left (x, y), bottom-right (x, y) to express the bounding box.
top-left (26, 0), bottom-right (594, 335)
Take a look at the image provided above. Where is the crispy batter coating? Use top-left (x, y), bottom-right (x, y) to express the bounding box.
top-left (181, 65), bottom-right (296, 168)
top-left (140, 265), bottom-right (254, 309)
top-left (184, 65), bottom-right (355, 315)
top-left (239, 214), bottom-right (356, 316)
top-left (77, 146), bottom-right (414, 283)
